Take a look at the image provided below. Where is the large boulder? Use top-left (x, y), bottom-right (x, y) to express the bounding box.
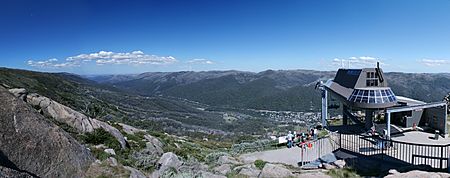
top-left (8, 88), bottom-right (27, 101)
top-left (238, 167), bottom-right (260, 177)
top-left (157, 152), bottom-right (183, 173)
top-left (0, 86), bottom-right (94, 177)
top-left (333, 160), bottom-right (346, 168)
top-left (24, 92), bottom-right (127, 149)
top-left (259, 164), bottom-right (294, 178)
top-left (104, 149), bottom-right (116, 156)
top-left (144, 134), bottom-right (164, 155)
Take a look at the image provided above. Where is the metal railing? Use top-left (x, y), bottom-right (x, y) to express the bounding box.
top-left (299, 136), bottom-right (336, 166)
top-left (329, 132), bottom-right (450, 170)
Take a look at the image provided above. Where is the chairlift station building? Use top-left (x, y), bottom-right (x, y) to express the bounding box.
top-left (319, 64), bottom-right (448, 139)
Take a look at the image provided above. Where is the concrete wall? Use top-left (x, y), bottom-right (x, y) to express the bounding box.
top-left (422, 107), bottom-right (448, 135)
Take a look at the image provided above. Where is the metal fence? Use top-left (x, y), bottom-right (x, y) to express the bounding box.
top-left (329, 132), bottom-right (450, 171)
top-left (299, 136), bottom-right (336, 166)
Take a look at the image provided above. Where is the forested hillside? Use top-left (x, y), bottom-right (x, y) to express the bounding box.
top-left (90, 70), bottom-right (450, 111)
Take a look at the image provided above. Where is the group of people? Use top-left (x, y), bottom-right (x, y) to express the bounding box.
top-left (285, 128), bottom-right (318, 148)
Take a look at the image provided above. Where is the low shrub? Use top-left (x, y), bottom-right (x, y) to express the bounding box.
top-left (80, 128), bottom-right (121, 150)
top-left (90, 147), bottom-right (110, 161)
top-left (254, 159), bottom-right (266, 170)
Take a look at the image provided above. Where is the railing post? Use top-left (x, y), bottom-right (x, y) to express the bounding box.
top-left (381, 139), bottom-right (384, 160)
top-left (441, 146), bottom-right (444, 170)
top-left (339, 133), bottom-right (342, 149)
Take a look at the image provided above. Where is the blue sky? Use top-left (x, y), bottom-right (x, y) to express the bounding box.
top-left (1, 0), bottom-right (450, 74)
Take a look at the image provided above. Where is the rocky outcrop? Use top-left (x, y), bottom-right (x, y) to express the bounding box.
top-left (118, 123), bottom-right (146, 135)
top-left (8, 89), bottom-right (126, 149)
top-left (259, 164), bottom-right (294, 178)
top-left (144, 134), bottom-right (164, 155)
top-left (8, 88), bottom-right (27, 101)
top-left (131, 134), bottom-right (164, 171)
top-left (0, 86), bottom-right (94, 177)
top-left (385, 170), bottom-right (450, 178)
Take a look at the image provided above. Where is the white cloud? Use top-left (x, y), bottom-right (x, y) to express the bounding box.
top-left (332, 56), bottom-right (384, 68)
top-left (27, 58), bottom-right (78, 68)
top-left (186, 58), bottom-right (214, 65)
top-left (27, 50), bottom-right (178, 68)
top-left (420, 59), bottom-right (450, 67)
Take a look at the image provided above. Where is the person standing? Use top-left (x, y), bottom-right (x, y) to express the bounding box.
top-left (286, 131), bottom-right (294, 148)
top-left (313, 128), bottom-right (318, 140)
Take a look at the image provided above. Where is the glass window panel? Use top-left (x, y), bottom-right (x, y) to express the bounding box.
top-left (356, 96), bottom-right (362, 102)
top-left (349, 95), bottom-right (355, 101)
top-left (375, 90), bottom-right (381, 96)
top-left (383, 97), bottom-right (389, 102)
top-left (361, 97), bottom-right (368, 103)
top-left (369, 97), bottom-right (375, 103)
top-left (381, 90), bottom-right (386, 96)
top-left (388, 96), bottom-right (395, 102)
top-left (385, 90), bottom-right (391, 96)
top-left (369, 90), bottom-right (375, 97)
top-left (377, 97), bottom-right (382, 103)
top-left (357, 90), bottom-right (363, 96)
top-left (363, 90), bottom-right (369, 97)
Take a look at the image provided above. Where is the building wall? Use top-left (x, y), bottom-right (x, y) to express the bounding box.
top-left (406, 110), bottom-right (423, 128)
top-left (354, 68), bottom-right (389, 88)
top-left (422, 107), bottom-right (448, 134)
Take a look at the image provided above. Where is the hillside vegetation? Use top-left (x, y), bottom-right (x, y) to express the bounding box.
top-left (0, 68), bottom-right (274, 139)
top-left (90, 70), bottom-right (450, 111)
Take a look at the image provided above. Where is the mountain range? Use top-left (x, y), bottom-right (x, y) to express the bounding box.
top-left (88, 70), bottom-right (450, 111)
